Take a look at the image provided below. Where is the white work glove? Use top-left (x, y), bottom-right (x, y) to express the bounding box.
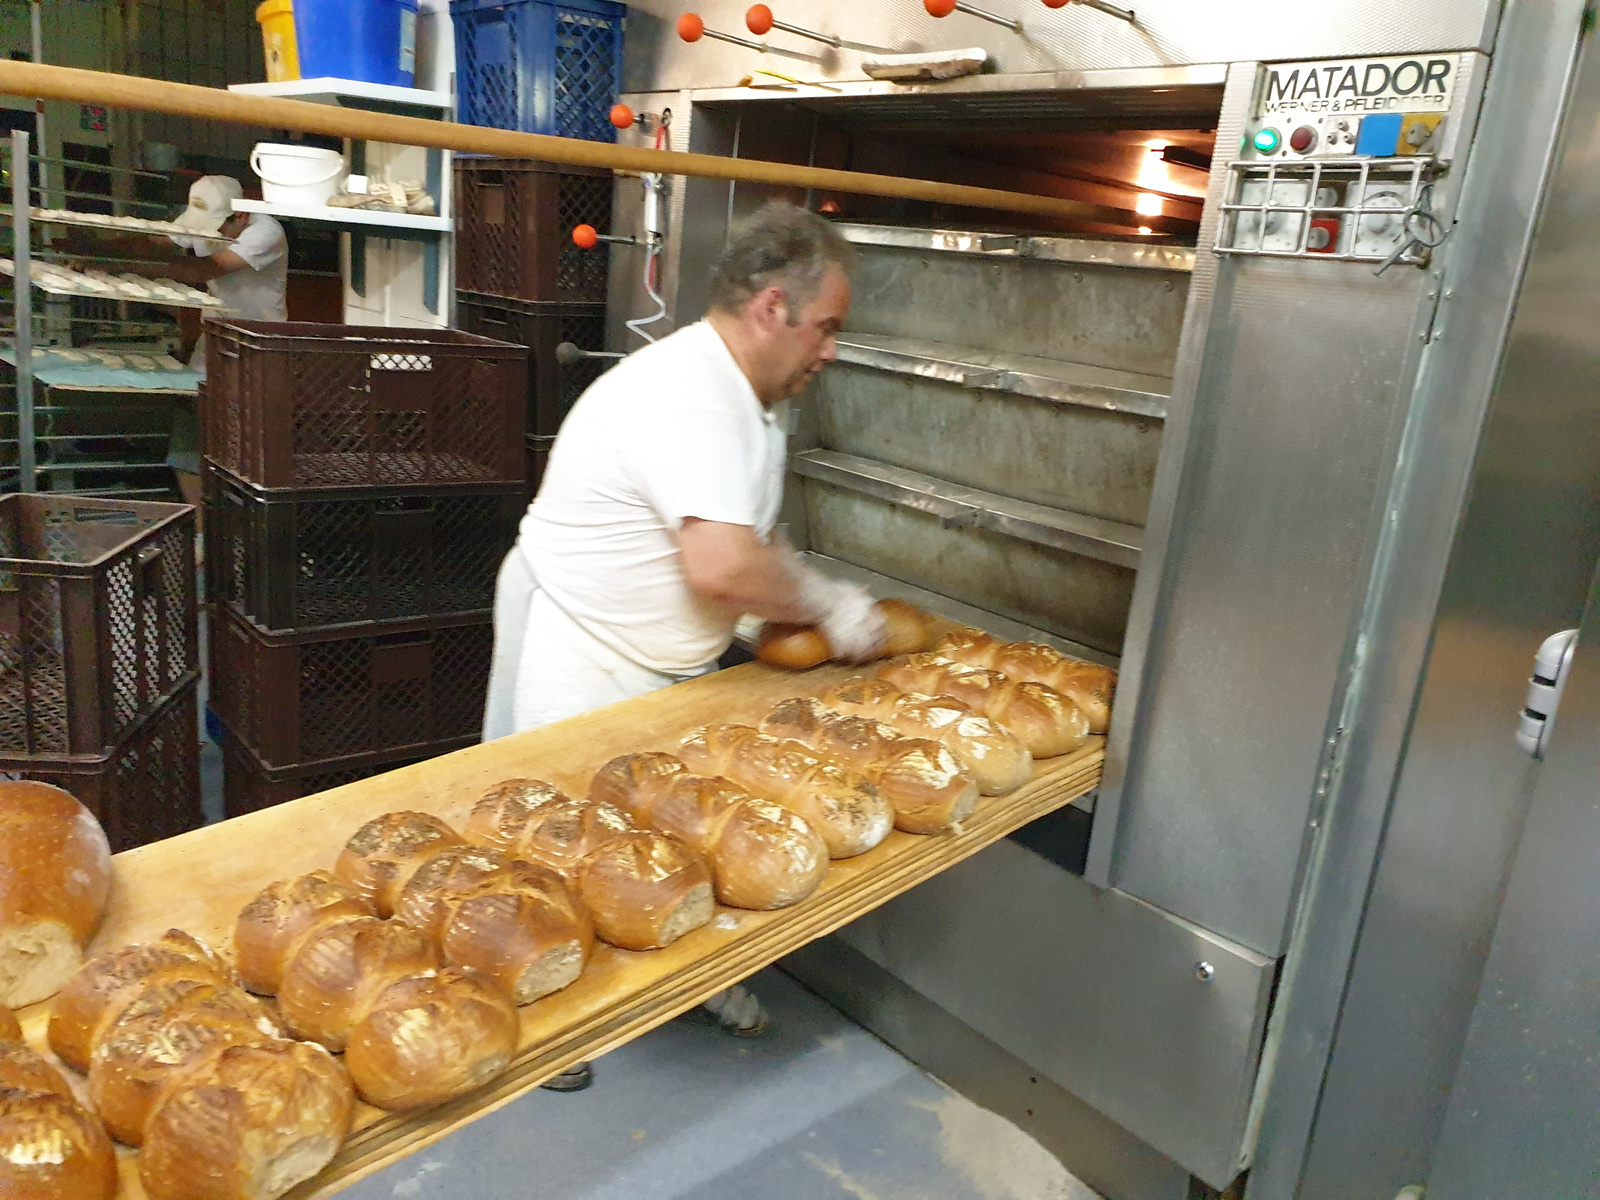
top-left (776, 539), bottom-right (887, 662)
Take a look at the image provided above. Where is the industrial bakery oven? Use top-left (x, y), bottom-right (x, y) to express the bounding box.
top-left (599, 2), bottom-right (1577, 1196)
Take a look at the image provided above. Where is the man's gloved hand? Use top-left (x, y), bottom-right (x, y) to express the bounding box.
top-left (818, 584), bottom-right (887, 663)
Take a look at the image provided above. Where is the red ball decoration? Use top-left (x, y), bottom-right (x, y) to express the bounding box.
top-left (609, 104), bottom-right (635, 129)
top-left (1041, 0), bottom-right (1071, 8)
top-left (677, 12), bottom-right (706, 41)
top-left (571, 224), bottom-right (599, 249)
top-left (745, 4), bottom-right (774, 33)
top-left (924, 0), bottom-right (957, 15)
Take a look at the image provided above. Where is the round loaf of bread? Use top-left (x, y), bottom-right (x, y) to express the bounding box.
top-left (755, 622), bottom-right (831, 671)
top-left (0, 782), bottom-right (113, 1008)
top-left (705, 792), bottom-right (829, 909)
top-left (139, 1040), bottom-right (354, 1200)
top-left (0, 1040), bottom-right (72, 1097)
top-left (393, 846), bottom-right (515, 943)
top-left (235, 872), bottom-right (374, 997)
top-left (0, 1003), bottom-right (19, 1042)
top-left (576, 832), bottom-right (714, 951)
top-left (587, 753), bottom-right (689, 821)
top-left (334, 812), bottom-right (464, 918)
top-left (277, 918), bottom-right (439, 1052)
top-left (878, 598), bottom-right (933, 657)
top-left (0, 1086), bottom-right (116, 1200)
top-left (345, 968), bottom-right (518, 1110)
top-left (49, 929), bottom-right (233, 1073)
top-left (439, 865), bottom-right (594, 1004)
top-left (932, 625), bottom-right (1000, 665)
top-left (89, 981), bottom-right (281, 1146)
top-left (463, 780), bottom-right (570, 853)
top-left (987, 680), bottom-right (1091, 759)
top-left (478, 797), bottom-right (635, 879)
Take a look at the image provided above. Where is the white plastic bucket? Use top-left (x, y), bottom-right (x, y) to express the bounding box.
top-left (249, 142), bottom-right (348, 206)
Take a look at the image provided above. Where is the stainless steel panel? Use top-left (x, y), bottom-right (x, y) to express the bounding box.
top-left (836, 222), bottom-right (1197, 273)
top-left (830, 838), bottom-right (1273, 1188)
top-left (783, 938), bottom-right (1192, 1200)
top-left (1249, 12), bottom-right (1599, 1196)
top-left (1427, 563), bottom-right (1600, 1199)
top-left (804, 480), bottom-right (1135, 652)
top-left (623, 0), bottom-right (1499, 93)
top-left (835, 333), bottom-right (1171, 419)
top-left (817, 363), bottom-right (1163, 523)
top-left (849, 244), bottom-right (1189, 377)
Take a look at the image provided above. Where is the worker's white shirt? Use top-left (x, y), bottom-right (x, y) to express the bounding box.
top-left (517, 320), bottom-right (787, 675)
top-left (171, 212), bottom-right (289, 321)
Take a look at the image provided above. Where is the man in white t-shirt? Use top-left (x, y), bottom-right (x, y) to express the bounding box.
top-left (115, 175), bottom-right (288, 504)
top-left (483, 203), bottom-right (884, 1082)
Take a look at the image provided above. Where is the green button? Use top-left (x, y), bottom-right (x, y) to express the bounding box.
top-left (1253, 127), bottom-right (1281, 154)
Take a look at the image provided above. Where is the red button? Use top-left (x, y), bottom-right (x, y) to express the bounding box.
top-left (1289, 125), bottom-right (1317, 153)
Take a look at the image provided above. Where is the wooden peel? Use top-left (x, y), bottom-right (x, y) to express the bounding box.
top-left (0, 61), bottom-right (1190, 232)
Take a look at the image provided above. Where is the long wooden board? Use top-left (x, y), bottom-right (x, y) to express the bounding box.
top-left (15, 658), bottom-right (1101, 1198)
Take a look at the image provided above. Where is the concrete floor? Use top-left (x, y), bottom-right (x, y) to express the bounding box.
top-left (342, 967), bottom-right (1101, 1200)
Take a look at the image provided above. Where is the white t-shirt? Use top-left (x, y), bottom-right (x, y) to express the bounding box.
top-left (518, 321), bottom-right (787, 674)
top-left (172, 212), bottom-right (289, 321)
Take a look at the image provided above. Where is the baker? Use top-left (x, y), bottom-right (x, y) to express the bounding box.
top-left (483, 202), bottom-right (885, 1082)
top-left (119, 175), bottom-right (289, 505)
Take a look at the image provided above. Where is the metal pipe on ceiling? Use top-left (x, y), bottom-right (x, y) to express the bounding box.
top-left (0, 61), bottom-right (1193, 233)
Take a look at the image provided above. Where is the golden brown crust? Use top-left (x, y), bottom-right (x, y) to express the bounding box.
top-left (877, 599), bottom-right (934, 657)
top-left (463, 780), bottom-right (570, 852)
top-left (235, 872), bottom-right (374, 997)
top-left (0, 1003), bottom-right (19, 1043)
top-left (587, 754), bottom-right (690, 826)
top-left (344, 968), bottom-right (518, 1110)
top-left (139, 1040), bottom-right (354, 1200)
top-left (334, 812), bottom-right (464, 918)
top-left (880, 656), bottom-right (1090, 758)
top-left (755, 623), bottom-right (833, 670)
top-left (0, 1041), bottom-right (72, 1097)
top-left (277, 918), bottom-right (439, 1052)
top-left (936, 631), bottom-right (1117, 734)
top-left (440, 866), bottom-right (595, 1004)
top-left (0, 782), bottom-right (113, 1008)
top-left (467, 796), bottom-right (635, 879)
top-left (576, 832), bottom-right (715, 951)
top-left (88, 981), bottom-right (280, 1146)
top-left (0, 1085), bottom-right (117, 1200)
top-left (392, 847), bottom-right (515, 944)
top-left (48, 929), bottom-right (233, 1074)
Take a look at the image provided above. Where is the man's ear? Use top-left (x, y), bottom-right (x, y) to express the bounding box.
top-left (748, 284), bottom-right (789, 332)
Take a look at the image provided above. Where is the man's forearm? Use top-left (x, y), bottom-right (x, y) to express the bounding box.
top-left (692, 538), bottom-right (816, 623)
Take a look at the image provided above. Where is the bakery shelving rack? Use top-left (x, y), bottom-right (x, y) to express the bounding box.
top-left (10, 651), bottom-right (1101, 1198)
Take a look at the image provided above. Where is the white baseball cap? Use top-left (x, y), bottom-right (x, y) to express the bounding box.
top-left (173, 175), bottom-right (243, 234)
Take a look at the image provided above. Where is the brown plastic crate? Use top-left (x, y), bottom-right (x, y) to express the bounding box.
top-left (203, 319), bottom-right (528, 490)
top-left (0, 495), bottom-right (198, 756)
top-left (209, 606), bottom-right (493, 769)
top-left (455, 159), bottom-right (612, 303)
top-left (0, 684), bottom-right (202, 852)
top-left (218, 721), bottom-right (475, 818)
top-left (526, 434), bottom-right (555, 502)
top-left (456, 293), bottom-right (609, 435)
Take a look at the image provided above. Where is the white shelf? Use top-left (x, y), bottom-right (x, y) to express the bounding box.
top-left (227, 78), bottom-right (453, 114)
top-left (232, 198), bottom-right (450, 233)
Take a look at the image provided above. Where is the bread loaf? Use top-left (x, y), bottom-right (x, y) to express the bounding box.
top-left (757, 598), bottom-right (932, 670)
top-left (139, 1040), bottom-right (354, 1200)
top-left (462, 779), bottom-right (569, 852)
top-left (678, 724), bottom-right (893, 858)
top-left (393, 846), bottom-right (516, 943)
top-left (934, 627), bottom-right (1117, 733)
top-left (0, 1003), bottom-right (19, 1042)
top-left (0, 782), bottom-right (113, 1007)
top-left (0, 1040), bottom-right (72, 1097)
top-left (576, 832), bottom-right (715, 951)
top-left (89, 980), bottom-right (281, 1146)
top-left (49, 929), bottom-right (233, 1073)
top-left (879, 654), bottom-right (1090, 758)
top-left (438, 866), bottom-right (594, 1004)
top-left (344, 967), bottom-right (519, 1110)
top-left (823, 677), bottom-right (1032, 795)
top-left (334, 812), bottom-right (464, 918)
top-left (235, 872), bottom-right (374, 997)
top-left (277, 918), bottom-right (439, 1052)
top-left (467, 792), bottom-right (633, 878)
top-left (762, 698), bottom-right (978, 834)
top-left (0, 1086), bottom-right (116, 1200)
top-left (590, 754), bottom-right (828, 910)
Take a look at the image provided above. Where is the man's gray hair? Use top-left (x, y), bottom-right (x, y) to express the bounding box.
top-left (706, 201), bottom-right (854, 318)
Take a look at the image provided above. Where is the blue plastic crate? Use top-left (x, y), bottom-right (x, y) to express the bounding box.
top-left (451, 0), bottom-right (626, 142)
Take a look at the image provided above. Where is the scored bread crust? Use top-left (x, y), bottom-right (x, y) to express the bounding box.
top-left (48, 930), bottom-right (233, 1074)
top-left (0, 1041), bottom-right (72, 1097)
top-left (0, 1003), bottom-right (20, 1043)
top-left (277, 918), bottom-right (439, 1052)
top-left (138, 1040), bottom-right (354, 1200)
top-left (0, 782), bottom-right (113, 1008)
top-left (334, 812), bottom-right (464, 918)
top-left (468, 795), bottom-right (635, 879)
top-left (462, 780), bottom-right (571, 853)
top-left (756, 599), bottom-right (932, 670)
top-left (344, 968), bottom-right (519, 1110)
top-left (393, 846), bottom-right (516, 944)
top-left (234, 873), bottom-right (374, 997)
top-left (879, 655), bottom-right (1090, 759)
top-left (933, 627), bottom-right (1117, 734)
top-left (440, 865), bottom-right (595, 1004)
top-left (0, 1085), bottom-right (117, 1200)
top-left (575, 832), bottom-right (714, 951)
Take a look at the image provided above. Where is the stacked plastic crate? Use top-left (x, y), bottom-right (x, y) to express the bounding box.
top-left (201, 319), bottom-right (528, 816)
top-left (450, 0), bottom-right (626, 493)
top-left (0, 494), bottom-right (201, 850)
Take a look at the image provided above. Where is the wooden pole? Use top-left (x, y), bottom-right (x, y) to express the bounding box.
top-left (0, 61), bottom-right (1192, 233)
